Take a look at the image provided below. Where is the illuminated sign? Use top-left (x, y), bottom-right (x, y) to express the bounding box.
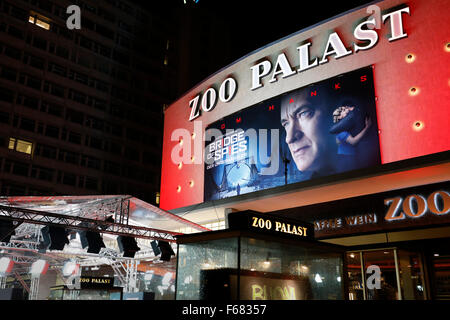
top-left (204, 67), bottom-right (380, 202)
top-left (188, 6), bottom-right (410, 121)
top-left (79, 276), bottom-right (114, 289)
top-left (384, 190), bottom-right (450, 221)
top-left (227, 211), bottom-right (314, 240)
top-left (240, 274), bottom-right (311, 300)
top-left (289, 182), bottom-right (450, 238)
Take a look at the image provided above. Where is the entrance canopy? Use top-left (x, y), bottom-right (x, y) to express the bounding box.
top-left (0, 194), bottom-right (210, 233)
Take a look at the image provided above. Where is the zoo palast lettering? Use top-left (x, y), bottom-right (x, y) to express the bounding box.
top-left (251, 216), bottom-right (308, 237)
top-left (188, 5), bottom-right (410, 121)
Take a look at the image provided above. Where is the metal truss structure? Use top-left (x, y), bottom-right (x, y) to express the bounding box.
top-left (0, 195), bottom-right (202, 298)
top-left (0, 204), bottom-right (182, 242)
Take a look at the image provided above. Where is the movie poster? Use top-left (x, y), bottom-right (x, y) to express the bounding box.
top-left (204, 67), bottom-right (381, 201)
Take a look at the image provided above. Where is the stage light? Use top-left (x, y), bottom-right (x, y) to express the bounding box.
top-left (151, 240), bottom-right (161, 256)
top-left (62, 261), bottom-right (79, 277)
top-left (117, 236), bottom-right (140, 258)
top-left (39, 225), bottom-right (69, 252)
top-left (30, 260), bottom-right (49, 276)
top-left (157, 241), bottom-right (175, 261)
top-left (82, 231), bottom-right (106, 254)
top-left (39, 225), bottom-right (69, 251)
top-left (0, 257), bottom-right (14, 274)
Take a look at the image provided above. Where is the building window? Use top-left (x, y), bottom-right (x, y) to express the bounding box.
top-left (29, 15), bottom-right (51, 30)
top-left (8, 137), bottom-right (34, 155)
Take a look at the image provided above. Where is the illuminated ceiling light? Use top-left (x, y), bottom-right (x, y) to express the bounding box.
top-left (314, 274), bottom-right (323, 283)
top-left (405, 53), bottom-right (415, 63)
top-left (409, 87), bottom-right (419, 96)
top-left (412, 121), bottom-right (424, 131)
top-left (176, 185), bottom-right (181, 193)
top-left (445, 42), bottom-right (450, 52)
top-left (349, 253), bottom-right (355, 259)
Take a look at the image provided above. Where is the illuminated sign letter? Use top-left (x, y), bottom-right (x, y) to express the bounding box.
top-left (201, 88), bottom-right (217, 112)
top-left (250, 60), bottom-right (272, 90)
top-left (320, 32), bottom-right (352, 64)
top-left (252, 285), bottom-right (265, 300)
top-left (354, 17), bottom-right (379, 52)
top-left (403, 194), bottom-right (427, 218)
top-left (269, 53), bottom-right (296, 83)
top-left (219, 77), bottom-right (237, 103)
top-left (428, 191), bottom-right (450, 215)
top-left (189, 95), bottom-right (201, 121)
top-left (297, 42), bottom-right (318, 72)
top-left (384, 197), bottom-right (405, 221)
top-left (382, 7), bottom-right (410, 42)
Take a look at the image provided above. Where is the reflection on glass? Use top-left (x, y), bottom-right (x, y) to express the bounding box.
top-left (176, 236), bottom-right (344, 300)
top-left (347, 252), bottom-right (364, 300)
top-left (363, 250), bottom-right (399, 300)
top-left (240, 237), bottom-right (343, 300)
top-left (176, 238), bottom-right (239, 300)
top-left (397, 250), bottom-right (425, 300)
top-left (432, 253), bottom-right (450, 299)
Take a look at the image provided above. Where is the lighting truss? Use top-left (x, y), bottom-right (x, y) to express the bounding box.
top-left (0, 205), bottom-right (181, 242)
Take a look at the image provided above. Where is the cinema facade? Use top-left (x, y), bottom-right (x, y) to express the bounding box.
top-left (161, 0), bottom-right (450, 300)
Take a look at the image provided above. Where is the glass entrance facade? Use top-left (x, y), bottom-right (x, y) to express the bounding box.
top-left (346, 248), bottom-right (425, 300)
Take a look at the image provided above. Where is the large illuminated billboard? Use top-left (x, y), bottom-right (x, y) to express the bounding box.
top-left (204, 67), bottom-right (381, 201)
top-left (160, 0), bottom-right (450, 211)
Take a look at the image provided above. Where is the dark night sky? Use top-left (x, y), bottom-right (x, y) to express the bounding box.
top-left (191, 0), bottom-right (376, 54)
top-left (144, 0), bottom-right (374, 68)
top-left (135, 0), bottom-right (376, 89)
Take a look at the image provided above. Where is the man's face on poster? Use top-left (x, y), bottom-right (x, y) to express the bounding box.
top-left (280, 90), bottom-right (335, 173)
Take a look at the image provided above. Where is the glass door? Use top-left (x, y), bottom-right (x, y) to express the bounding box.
top-left (346, 248), bottom-right (426, 300)
top-left (363, 249), bottom-right (399, 300)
